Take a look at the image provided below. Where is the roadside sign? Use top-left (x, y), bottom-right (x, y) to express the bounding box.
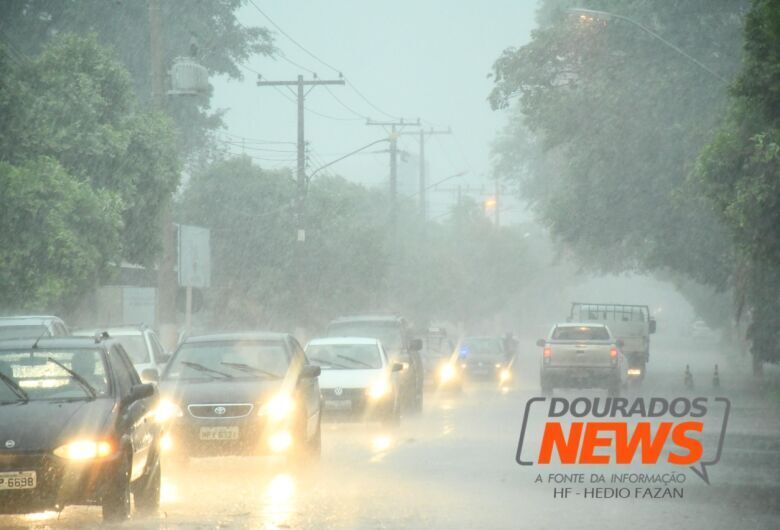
top-left (178, 224), bottom-right (210, 288)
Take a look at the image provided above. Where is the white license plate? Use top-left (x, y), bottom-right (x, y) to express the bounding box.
top-left (324, 400), bottom-right (352, 411)
top-left (199, 426), bottom-right (239, 440)
top-left (0, 471), bottom-right (37, 490)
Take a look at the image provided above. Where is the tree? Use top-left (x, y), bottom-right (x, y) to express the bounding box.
top-left (489, 0), bottom-right (746, 324)
top-left (696, 0), bottom-right (780, 366)
top-left (0, 34), bottom-right (180, 266)
top-left (0, 0), bottom-right (274, 158)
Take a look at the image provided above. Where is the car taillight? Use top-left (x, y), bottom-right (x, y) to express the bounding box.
top-left (543, 346), bottom-right (552, 364)
top-left (610, 347), bottom-right (618, 363)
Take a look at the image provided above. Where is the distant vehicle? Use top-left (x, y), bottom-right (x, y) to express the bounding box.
top-left (0, 316), bottom-right (69, 341)
top-left (569, 303), bottom-right (656, 381)
top-left (73, 324), bottom-right (170, 383)
top-left (537, 323), bottom-right (627, 396)
top-left (306, 337), bottom-right (403, 425)
top-left (157, 332), bottom-right (321, 462)
top-left (456, 336), bottom-right (512, 385)
top-left (421, 327), bottom-right (461, 391)
top-left (326, 315), bottom-right (424, 413)
top-left (0, 336), bottom-right (160, 521)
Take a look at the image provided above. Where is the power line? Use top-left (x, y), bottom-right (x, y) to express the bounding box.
top-left (218, 131), bottom-right (296, 145)
top-left (324, 85), bottom-right (369, 120)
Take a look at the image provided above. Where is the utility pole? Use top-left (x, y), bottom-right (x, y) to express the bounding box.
top-left (149, 0), bottom-right (177, 350)
top-left (256, 74), bottom-right (345, 241)
top-left (399, 127), bottom-right (451, 220)
top-left (366, 119), bottom-right (421, 220)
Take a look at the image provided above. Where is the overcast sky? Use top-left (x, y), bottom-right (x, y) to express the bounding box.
top-left (211, 1), bottom-right (538, 222)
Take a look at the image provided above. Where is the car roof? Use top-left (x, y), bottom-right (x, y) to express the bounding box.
top-left (182, 332), bottom-right (289, 343)
top-left (555, 322), bottom-right (608, 328)
top-left (329, 315), bottom-right (402, 324)
top-left (0, 336), bottom-right (106, 350)
top-left (0, 316), bottom-right (62, 327)
top-left (307, 337), bottom-right (381, 346)
top-left (73, 326), bottom-right (146, 337)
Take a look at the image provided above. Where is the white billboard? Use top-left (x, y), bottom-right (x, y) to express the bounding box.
top-left (178, 224), bottom-right (211, 288)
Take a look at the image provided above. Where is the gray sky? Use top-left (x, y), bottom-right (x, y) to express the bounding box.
top-left (212, 1), bottom-right (538, 222)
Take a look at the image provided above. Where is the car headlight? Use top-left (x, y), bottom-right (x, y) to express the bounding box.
top-left (368, 380), bottom-right (390, 400)
top-left (259, 394), bottom-right (295, 421)
top-left (499, 368), bottom-right (511, 382)
top-left (155, 399), bottom-right (184, 422)
top-left (439, 363), bottom-right (456, 382)
top-left (54, 439), bottom-right (113, 460)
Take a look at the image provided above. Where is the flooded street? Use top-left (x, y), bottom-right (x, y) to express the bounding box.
top-left (4, 339), bottom-right (778, 530)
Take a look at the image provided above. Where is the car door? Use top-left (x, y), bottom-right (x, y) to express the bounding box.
top-left (290, 337), bottom-right (320, 438)
top-left (148, 331), bottom-right (169, 372)
top-left (109, 345), bottom-right (153, 481)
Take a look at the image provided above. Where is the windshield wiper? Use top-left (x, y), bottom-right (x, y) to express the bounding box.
top-left (180, 361), bottom-right (233, 379)
top-left (0, 371), bottom-right (28, 402)
top-left (337, 354), bottom-right (374, 368)
top-left (220, 362), bottom-right (282, 379)
top-left (47, 358), bottom-right (97, 399)
top-left (306, 356), bottom-right (351, 369)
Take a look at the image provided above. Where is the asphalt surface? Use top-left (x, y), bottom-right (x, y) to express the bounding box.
top-left (2, 336), bottom-right (779, 529)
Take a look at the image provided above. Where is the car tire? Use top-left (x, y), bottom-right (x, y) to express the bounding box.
top-left (102, 452), bottom-right (132, 522)
top-left (382, 399), bottom-right (401, 427)
top-left (134, 454), bottom-right (161, 515)
top-left (301, 414), bottom-right (321, 461)
top-left (540, 374), bottom-right (553, 396)
top-left (607, 381), bottom-right (621, 397)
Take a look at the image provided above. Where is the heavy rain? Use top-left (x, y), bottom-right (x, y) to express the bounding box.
top-left (0, 1), bottom-right (779, 529)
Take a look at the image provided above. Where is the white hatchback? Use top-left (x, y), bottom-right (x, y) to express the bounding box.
top-left (306, 337), bottom-right (403, 425)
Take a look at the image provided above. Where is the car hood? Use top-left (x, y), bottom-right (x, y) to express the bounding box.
top-left (159, 378), bottom-right (283, 405)
top-left (0, 399), bottom-right (115, 451)
top-left (318, 369), bottom-right (384, 389)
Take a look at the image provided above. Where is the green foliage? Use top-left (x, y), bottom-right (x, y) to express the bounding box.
top-left (0, 0), bottom-right (274, 158)
top-left (696, 0), bottom-right (780, 364)
top-left (489, 0), bottom-right (745, 321)
top-left (0, 158), bottom-right (122, 310)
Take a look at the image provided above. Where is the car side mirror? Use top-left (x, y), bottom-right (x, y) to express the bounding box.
top-left (616, 339), bottom-right (625, 349)
top-left (124, 383), bottom-right (155, 407)
top-left (536, 339), bottom-right (546, 347)
top-left (300, 365), bottom-right (321, 379)
top-left (392, 362), bottom-right (404, 372)
top-left (140, 368), bottom-right (159, 383)
top-left (409, 339), bottom-right (423, 352)
top-left (649, 319), bottom-right (657, 334)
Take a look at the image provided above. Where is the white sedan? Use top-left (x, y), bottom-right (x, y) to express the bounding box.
top-left (305, 337), bottom-right (403, 425)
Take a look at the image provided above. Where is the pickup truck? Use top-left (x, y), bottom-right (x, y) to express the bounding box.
top-left (569, 303), bottom-right (656, 381)
top-left (537, 323), bottom-right (626, 396)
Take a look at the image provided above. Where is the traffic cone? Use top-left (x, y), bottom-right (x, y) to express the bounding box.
top-left (713, 364), bottom-right (720, 388)
top-left (684, 365), bottom-right (694, 390)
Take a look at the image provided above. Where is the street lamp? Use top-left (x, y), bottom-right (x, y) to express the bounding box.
top-left (567, 7), bottom-right (728, 84)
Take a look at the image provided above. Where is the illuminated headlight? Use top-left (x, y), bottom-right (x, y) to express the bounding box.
top-left (499, 368), bottom-right (511, 382)
top-left (54, 440), bottom-right (113, 460)
top-left (161, 433), bottom-right (173, 452)
top-left (155, 399), bottom-right (184, 422)
top-left (368, 380), bottom-right (390, 400)
top-left (269, 431), bottom-right (293, 453)
top-left (495, 363), bottom-right (502, 368)
top-left (259, 394), bottom-right (295, 421)
top-left (627, 368), bottom-right (642, 376)
top-left (439, 364), bottom-right (456, 382)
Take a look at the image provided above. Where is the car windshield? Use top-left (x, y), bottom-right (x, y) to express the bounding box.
top-left (306, 343), bottom-right (382, 369)
top-left (459, 338), bottom-right (502, 356)
top-left (552, 326), bottom-right (610, 341)
top-left (164, 340), bottom-right (289, 381)
top-left (327, 322), bottom-right (403, 351)
top-left (113, 334), bottom-right (149, 364)
top-left (0, 325), bottom-right (49, 341)
top-left (0, 349), bottom-right (109, 401)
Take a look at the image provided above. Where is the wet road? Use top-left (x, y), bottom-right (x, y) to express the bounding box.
top-left (3, 338), bottom-right (780, 529)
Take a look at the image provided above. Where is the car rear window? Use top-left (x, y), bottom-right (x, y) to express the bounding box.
top-left (0, 325), bottom-right (49, 340)
top-left (552, 326), bottom-right (610, 341)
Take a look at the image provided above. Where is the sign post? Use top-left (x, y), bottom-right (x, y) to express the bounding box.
top-left (177, 224), bottom-right (210, 335)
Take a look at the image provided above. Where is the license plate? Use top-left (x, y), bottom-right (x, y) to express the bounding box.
top-left (0, 471), bottom-right (36, 490)
top-left (199, 426), bottom-right (239, 440)
top-left (324, 399), bottom-right (352, 411)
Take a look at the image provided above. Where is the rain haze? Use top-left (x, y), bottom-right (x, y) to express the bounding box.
top-left (0, 1), bottom-right (779, 529)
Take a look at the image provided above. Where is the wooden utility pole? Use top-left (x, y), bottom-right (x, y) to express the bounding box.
top-left (256, 75), bottom-right (345, 241)
top-left (366, 119), bottom-right (420, 220)
top-left (398, 127), bottom-right (451, 220)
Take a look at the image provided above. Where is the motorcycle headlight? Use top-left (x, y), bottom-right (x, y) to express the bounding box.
top-left (154, 399), bottom-right (184, 422)
top-left (368, 380), bottom-right (390, 400)
top-left (259, 394), bottom-right (295, 421)
top-left (54, 439), bottom-right (114, 460)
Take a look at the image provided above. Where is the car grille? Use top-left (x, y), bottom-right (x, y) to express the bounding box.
top-left (187, 403), bottom-right (253, 419)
